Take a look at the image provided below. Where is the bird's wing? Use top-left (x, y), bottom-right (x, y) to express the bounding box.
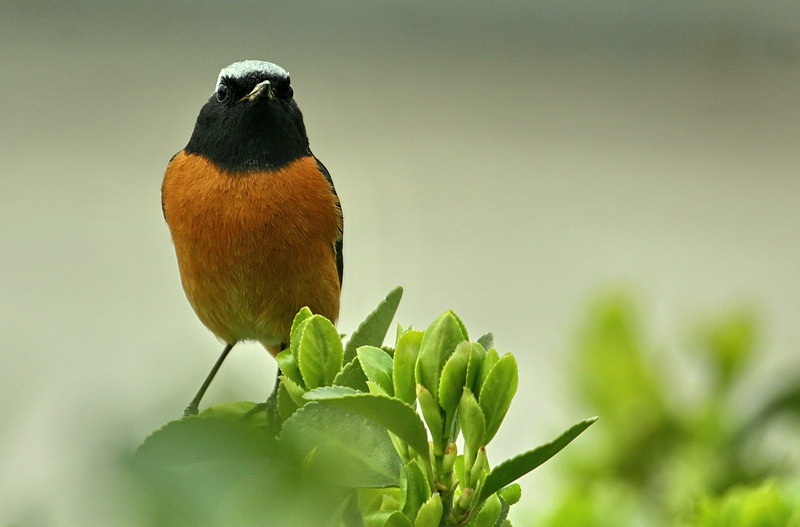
top-left (315, 158), bottom-right (344, 287)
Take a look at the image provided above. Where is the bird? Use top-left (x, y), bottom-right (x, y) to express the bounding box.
top-left (161, 60), bottom-right (343, 417)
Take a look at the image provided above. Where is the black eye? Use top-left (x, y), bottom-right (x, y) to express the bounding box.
top-left (215, 83), bottom-right (229, 102)
top-left (273, 80), bottom-right (293, 100)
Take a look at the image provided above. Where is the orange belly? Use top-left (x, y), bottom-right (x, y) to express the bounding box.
top-left (162, 152), bottom-right (342, 353)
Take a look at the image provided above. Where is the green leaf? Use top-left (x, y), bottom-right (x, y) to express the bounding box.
top-left (439, 341), bottom-right (471, 423)
top-left (458, 388), bottom-right (486, 471)
top-left (365, 510), bottom-right (412, 527)
top-left (394, 330), bottom-right (424, 405)
top-left (276, 348), bottom-right (304, 388)
top-left (197, 401), bottom-right (264, 423)
top-left (479, 417), bottom-right (597, 501)
top-left (135, 414), bottom-right (273, 467)
top-left (478, 354), bottom-right (519, 444)
top-left (497, 484), bottom-right (521, 506)
top-left (134, 413), bottom-right (342, 527)
top-left (450, 311), bottom-right (470, 341)
top-left (290, 306), bottom-right (314, 361)
top-left (465, 342), bottom-right (486, 395)
top-left (368, 380), bottom-right (391, 396)
top-left (334, 357), bottom-right (370, 392)
top-left (304, 388), bottom-right (430, 461)
top-left (359, 345), bottom-right (395, 395)
top-left (470, 446), bottom-right (489, 489)
top-left (413, 493), bottom-right (443, 527)
top-left (379, 492), bottom-right (403, 511)
top-left (280, 375), bottom-right (308, 407)
top-left (416, 311), bottom-right (469, 403)
top-left (277, 382), bottom-right (300, 421)
top-left (416, 385), bottom-right (444, 453)
top-left (279, 402), bottom-right (402, 488)
top-left (473, 494), bottom-right (502, 527)
top-left (359, 487), bottom-right (388, 512)
top-left (453, 455), bottom-right (466, 488)
top-left (304, 385), bottom-right (359, 398)
top-left (475, 348), bottom-right (499, 399)
top-left (387, 512), bottom-right (414, 527)
top-left (395, 323), bottom-right (408, 345)
top-left (344, 286), bottom-right (404, 363)
top-left (402, 459), bottom-right (431, 521)
top-left (477, 332), bottom-right (494, 351)
top-left (297, 315), bottom-right (344, 389)
top-left (442, 441), bottom-right (457, 475)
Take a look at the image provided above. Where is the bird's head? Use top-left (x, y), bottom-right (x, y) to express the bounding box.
top-left (185, 60), bottom-right (310, 172)
top-left (212, 60), bottom-right (294, 105)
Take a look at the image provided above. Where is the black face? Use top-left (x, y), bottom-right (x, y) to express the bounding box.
top-left (184, 70), bottom-right (310, 172)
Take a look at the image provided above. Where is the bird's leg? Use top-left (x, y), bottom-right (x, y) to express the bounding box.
top-left (183, 342), bottom-right (236, 417)
top-left (245, 340), bottom-right (286, 434)
top-left (244, 368), bottom-right (282, 413)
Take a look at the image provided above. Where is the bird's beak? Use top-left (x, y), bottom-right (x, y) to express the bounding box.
top-left (241, 80), bottom-right (273, 102)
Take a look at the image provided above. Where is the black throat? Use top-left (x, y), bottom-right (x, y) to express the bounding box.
top-left (184, 97), bottom-right (311, 173)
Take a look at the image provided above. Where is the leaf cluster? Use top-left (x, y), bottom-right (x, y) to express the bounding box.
top-left (132, 287), bottom-right (594, 527)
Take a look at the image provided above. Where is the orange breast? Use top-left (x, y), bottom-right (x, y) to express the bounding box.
top-left (162, 152), bottom-right (342, 353)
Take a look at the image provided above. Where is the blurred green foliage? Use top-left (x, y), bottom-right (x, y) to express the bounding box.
top-left (679, 481), bottom-right (800, 527)
top-left (537, 294), bottom-right (800, 526)
top-left (130, 402), bottom-right (350, 527)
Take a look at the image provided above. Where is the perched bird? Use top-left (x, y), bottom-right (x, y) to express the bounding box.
top-left (162, 60), bottom-right (343, 416)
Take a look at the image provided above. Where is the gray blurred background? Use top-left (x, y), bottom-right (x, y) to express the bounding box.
top-left (1, 1), bottom-right (798, 525)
